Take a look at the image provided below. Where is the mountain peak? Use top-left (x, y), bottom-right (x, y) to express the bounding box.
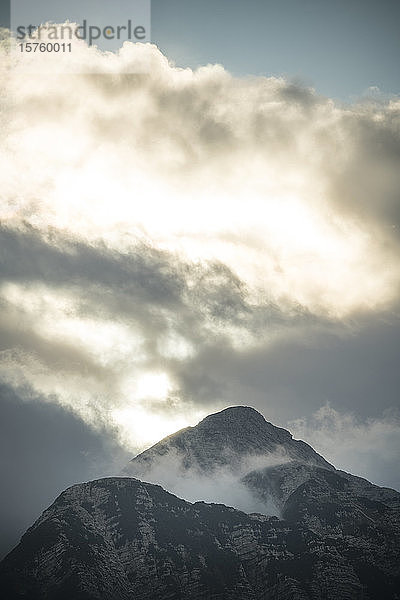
top-left (123, 405), bottom-right (333, 486)
top-left (199, 405), bottom-right (268, 427)
top-left (198, 405), bottom-right (292, 434)
top-left (203, 405), bottom-right (265, 420)
top-left (193, 405), bottom-right (294, 449)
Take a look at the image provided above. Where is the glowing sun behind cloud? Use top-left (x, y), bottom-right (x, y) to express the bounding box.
top-left (1, 35), bottom-right (400, 451)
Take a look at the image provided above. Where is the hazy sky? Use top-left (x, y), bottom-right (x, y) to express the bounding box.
top-left (0, 0), bottom-right (399, 558)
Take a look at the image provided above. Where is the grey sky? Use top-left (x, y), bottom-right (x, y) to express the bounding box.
top-left (0, 384), bottom-right (130, 559)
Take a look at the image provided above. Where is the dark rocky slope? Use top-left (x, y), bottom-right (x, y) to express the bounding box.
top-left (1, 406), bottom-right (399, 599)
top-left (1, 476), bottom-right (399, 600)
top-left (123, 406), bottom-right (334, 479)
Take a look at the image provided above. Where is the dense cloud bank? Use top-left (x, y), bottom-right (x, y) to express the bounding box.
top-left (0, 36), bottom-right (399, 491)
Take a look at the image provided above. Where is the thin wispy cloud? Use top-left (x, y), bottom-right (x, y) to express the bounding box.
top-left (289, 405), bottom-right (400, 491)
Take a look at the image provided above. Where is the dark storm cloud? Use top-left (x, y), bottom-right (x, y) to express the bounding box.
top-left (1, 223), bottom-right (398, 425)
top-left (0, 225), bottom-right (251, 333)
top-left (173, 314), bottom-right (400, 422)
top-left (0, 225), bottom-right (187, 392)
top-left (0, 225), bottom-right (183, 306)
top-left (0, 224), bottom-right (310, 345)
top-left (0, 221), bottom-right (335, 447)
top-left (0, 383), bottom-right (130, 560)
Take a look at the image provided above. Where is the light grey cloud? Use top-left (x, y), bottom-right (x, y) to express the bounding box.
top-left (174, 313), bottom-right (400, 424)
top-left (0, 37), bottom-right (399, 490)
top-left (289, 404), bottom-right (400, 491)
top-left (2, 38), bottom-right (399, 315)
top-left (324, 105), bottom-right (400, 236)
top-left (125, 444), bottom-right (285, 516)
top-left (0, 223), bottom-right (316, 435)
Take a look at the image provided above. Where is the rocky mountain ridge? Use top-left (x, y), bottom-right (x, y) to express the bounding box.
top-left (124, 406), bottom-right (334, 479)
top-left (1, 406), bottom-right (399, 599)
top-left (122, 406), bottom-right (336, 514)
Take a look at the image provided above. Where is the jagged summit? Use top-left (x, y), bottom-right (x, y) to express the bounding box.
top-left (123, 405), bottom-right (333, 482)
top-left (200, 405), bottom-right (267, 424)
top-left (196, 405), bottom-right (293, 444)
top-left (121, 405), bottom-right (335, 515)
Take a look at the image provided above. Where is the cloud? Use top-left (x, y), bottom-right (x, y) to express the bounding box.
top-left (0, 383), bottom-right (131, 560)
top-left (0, 223), bottom-right (318, 448)
top-left (2, 36), bottom-right (400, 314)
top-left (124, 445), bottom-right (285, 516)
top-left (289, 405), bottom-right (400, 490)
top-left (0, 32), bottom-right (399, 478)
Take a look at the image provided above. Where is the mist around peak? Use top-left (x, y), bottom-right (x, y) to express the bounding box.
top-left (124, 443), bottom-right (290, 515)
top-left (122, 405), bottom-right (336, 515)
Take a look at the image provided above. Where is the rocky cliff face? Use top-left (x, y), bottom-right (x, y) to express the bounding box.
top-left (1, 475), bottom-right (399, 600)
top-left (122, 406), bottom-right (335, 514)
top-left (1, 407), bottom-right (399, 599)
top-left (123, 406), bottom-right (334, 479)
